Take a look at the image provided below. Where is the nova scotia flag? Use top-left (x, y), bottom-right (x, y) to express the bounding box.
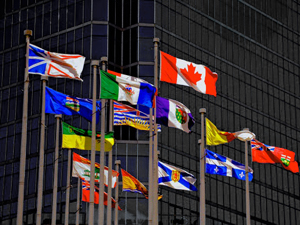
top-left (158, 161), bottom-right (197, 191)
top-left (206, 149), bottom-right (253, 181)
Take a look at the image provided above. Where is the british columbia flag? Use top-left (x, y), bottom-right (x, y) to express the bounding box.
top-left (28, 44), bottom-right (85, 81)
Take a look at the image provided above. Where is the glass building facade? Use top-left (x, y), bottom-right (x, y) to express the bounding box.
top-left (0, 0), bottom-right (299, 224)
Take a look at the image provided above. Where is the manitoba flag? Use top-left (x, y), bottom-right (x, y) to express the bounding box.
top-left (160, 51), bottom-right (218, 96)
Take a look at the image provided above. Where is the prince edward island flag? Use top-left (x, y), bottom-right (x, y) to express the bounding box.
top-left (206, 149), bottom-right (253, 181)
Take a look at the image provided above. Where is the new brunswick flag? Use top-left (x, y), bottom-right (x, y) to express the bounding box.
top-left (62, 122), bottom-right (114, 152)
top-left (206, 118), bottom-right (236, 146)
top-left (121, 169), bottom-right (162, 200)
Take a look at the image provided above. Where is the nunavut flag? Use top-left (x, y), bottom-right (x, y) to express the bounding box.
top-left (121, 169), bottom-right (162, 200)
top-left (160, 51), bottom-right (218, 96)
top-left (251, 139), bottom-right (299, 173)
top-left (206, 118), bottom-right (236, 146)
top-left (28, 44), bottom-right (85, 81)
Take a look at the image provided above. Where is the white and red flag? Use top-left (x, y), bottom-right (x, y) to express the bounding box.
top-left (160, 51), bottom-right (218, 96)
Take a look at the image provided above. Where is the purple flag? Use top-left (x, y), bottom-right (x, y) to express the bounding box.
top-left (156, 96), bottom-right (195, 133)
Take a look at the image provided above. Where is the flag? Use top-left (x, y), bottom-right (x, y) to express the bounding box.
top-left (160, 51), bottom-right (218, 96)
top-left (45, 87), bottom-right (100, 123)
top-left (251, 139), bottom-right (299, 173)
top-left (156, 96), bottom-right (195, 133)
top-left (100, 70), bottom-right (157, 108)
top-left (158, 161), bottom-right (197, 191)
top-left (62, 122), bottom-right (114, 152)
top-left (206, 118), bottom-right (236, 145)
top-left (72, 153), bottom-right (119, 187)
top-left (114, 101), bottom-right (161, 131)
top-left (81, 179), bottom-right (121, 210)
top-left (28, 44), bottom-right (85, 81)
top-left (121, 169), bottom-right (162, 200)
top-left (206, 149), bottom-right (253, 181)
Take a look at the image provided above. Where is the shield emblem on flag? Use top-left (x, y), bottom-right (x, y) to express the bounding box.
top-left (175, 106), bottom-right (187, 124)
top-left (171, 170), bottom-right (180, 182)
top-left (66, 97), bottom-right (80, 112)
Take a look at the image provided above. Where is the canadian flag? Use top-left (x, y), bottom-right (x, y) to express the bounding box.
top-left (160, 51), bottom-right (218, 97)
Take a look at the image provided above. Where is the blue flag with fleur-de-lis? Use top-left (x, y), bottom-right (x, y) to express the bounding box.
top-left (206, 149), bottom-right (253, 181)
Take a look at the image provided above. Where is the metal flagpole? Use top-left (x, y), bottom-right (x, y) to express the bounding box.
top-left (17, 29), bottom-right (32, 225)
top-left (64, 148), bottom-right (72, 225)
top-left (199, 108), bottom-right (206, 225)
top-left (36, 75), bottom-right (48, 225)
top-left (148, 107), bottom-right (153, 225)
top-left (107, 99), bottom-right (114, 224)
top-left (244, 128), bottom-right (251, 225)
top-left (114, 160), bottom-right (121, 225)
top-left (89, 60), bottom-right (99, 225)
top-left (153, 37), bottom-right (160, 225)
top-left (76, 177), bottom-right (81, 225)
top-left (99, 56), bottom-right (108, 225)
top-left (51, 114), bottom-right (62, 225)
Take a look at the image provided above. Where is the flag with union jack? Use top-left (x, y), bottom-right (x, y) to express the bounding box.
top-left (114, 101), bottom-right (161, 131)
top-left (28, 44), bottom-right (85, 81)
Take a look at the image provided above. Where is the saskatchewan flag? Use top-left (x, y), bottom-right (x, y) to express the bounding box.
top-left (62, 122), bottom-right (114, 151)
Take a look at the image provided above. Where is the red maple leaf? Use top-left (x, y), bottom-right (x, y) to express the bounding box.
top-left (180, 63), bottom-right (202, 85)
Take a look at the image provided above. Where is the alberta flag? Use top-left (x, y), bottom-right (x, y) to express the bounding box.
top-left (160, 51), bottom-right (218, 96)
top-left (206, 149), bottom-right (253, 181)
top-left (156, 96), bottom-right (195, 133)
top-left (28, 44), bottom-right (85, 81)
top-left (158, 161), bottom-right (197, 191)
top-left (100, 70), bottom-right (157, 108)
top-left (45, 87), bottom-right (101, 123)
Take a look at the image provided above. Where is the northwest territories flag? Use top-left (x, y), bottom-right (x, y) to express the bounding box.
top-left (114, 101), bottom-right (161, 131)
top-left (45, 87), bottom-right (101, 123)
top-left (100, 70), bottom-right (157, 108)
top-left (156, 96), bottom-right (195, 133)
top-left (72, 153), bottom-right (119, 187)
top-left (206, 149), bottom-right (253, 181)
top-left (158, 161), bottom-right (197, 191)
top-left (28, 44), bottom-right (85, 81)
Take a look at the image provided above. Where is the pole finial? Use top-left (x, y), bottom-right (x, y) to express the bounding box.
top-left (199, 108), bottom-right (206, 114)
top-left (115, 160), bottom-right (121, 165)
top-left (153, 37), bottom-right (160, 43)
top-left (101, 56), bottom-right (108, 62)
top-left (55, 114), bottom-right (62, 118)
top-left (243, 128), bottom-right (249, 131)
top-left (91, 60), bottom-right (100, 67)
top-left (40, 76), bottom-right (48, 81)
top-left (24, 30), bottom-right (32, 36)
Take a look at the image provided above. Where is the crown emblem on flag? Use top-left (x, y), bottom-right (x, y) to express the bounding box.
top-left (125, 85), bottom-right (135, 96)
top-left (66, 97), bottom-right (80, 112)
top-left (171, 170), bottom-right (180, 182)
top-left (175, 106), bottom-right (187, 124)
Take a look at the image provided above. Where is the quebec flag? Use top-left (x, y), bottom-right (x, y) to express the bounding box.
top-left (158, 161), bottom-right (197, 191)
top-left (206, 149), bottom-right (253, 181)
top-left (28, 44), bottom-right (85, 81)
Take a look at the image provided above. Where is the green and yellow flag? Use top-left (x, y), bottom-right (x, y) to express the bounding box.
top-left (62, 122), bottom-right (114, 151)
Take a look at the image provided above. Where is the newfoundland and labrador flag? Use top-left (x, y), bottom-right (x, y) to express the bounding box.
top-left (62, 122), bottom-right (114, 152)
top-left (156, 96), bottom-right (195, 133)
top-left (45, 87), bottom-right (101, 123)
top-left (81, 179), bottom-right (121, 210)
top-left (206, 149), bottom-right (253, 181)
top-left (72, 153), bottom-right (119, 187)
top-left (160, 51), bottom-right (218, 96)
top-left (121, 169), bottom-right (162, 200)
top-left (158, 161), bottom-right (197, 191)
top-left (114, 101), bottom-right (161, 131)
top-left (28, 44), bottom-right (85, 81)
top-left (100, 70), bottom-right (156, 108)
top-left (206, 118), bottom-right (236, 146)
top-left (251, 139), bottom-right (299, 173)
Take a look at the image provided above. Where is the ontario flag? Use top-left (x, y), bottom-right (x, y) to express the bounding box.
top-left (28, 44), bottom-right (85, 81)
top-left (251, 139), bottom-right (299, 173)
top-left (81, 180), bottom-right (121, 210)
top-left (160, 51), bottom-right (218, 96)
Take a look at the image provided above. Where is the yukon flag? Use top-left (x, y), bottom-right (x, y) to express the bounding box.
top-left (160, 51), bottom-right (218, 96)
top-left (28, 44), bottom-right (85, 81)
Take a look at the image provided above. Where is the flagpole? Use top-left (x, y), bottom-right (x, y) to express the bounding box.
top-left (243, 128), bottom-right (251, 225)
top-left (114, 160), bottom-right (121, 225)
top-left (64, 148), bottom-right (72, 225)
top-left (89, 60), bottom-right (99, 225)
top-left (199, 108), bottom-right (206, 225)
top-left (76, 178), bottom-right (81, 225)
top-left (148, 105), bottom-right (153, 225)
top-left (36, 75), bottom-right (48, 225)
top-left (153, 37), bottom-right (160, 225)
top-left (51, 114), bottom-right (62, 225)
top-left (17, 29), bottom-right (32, 225)
top-left (99, 56), bottom-right (108, 225)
